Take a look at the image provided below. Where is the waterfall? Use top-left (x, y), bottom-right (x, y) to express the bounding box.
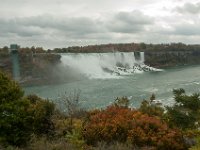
top-left (61, 52), bottom-right (161, 79)
top-left (140, 52), bottom-right (145, 63)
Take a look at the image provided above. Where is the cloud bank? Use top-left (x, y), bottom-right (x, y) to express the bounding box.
top-left (0, 0), bottom-right (200, 48)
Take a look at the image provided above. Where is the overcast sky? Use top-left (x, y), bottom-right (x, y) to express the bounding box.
top-left (0, 0), bottom-right (200, 48)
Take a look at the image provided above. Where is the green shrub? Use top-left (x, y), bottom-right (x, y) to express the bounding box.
top-left (0, 71), bottom-right (32, 146)
top-left (0, 71), bottom-right (55, 146)
top-left (0, 98), bottom-right (34, 146)
top-left (139, 100), bottom-right (164, 117)
top-left (0, 71), bottom-right (24, 104)
top-left (189, 136), bottom-right (200, 150)
top-left (27, 95), bottom-right (55, 136)
top-left (114, 97), bottom-right (129, 108)
top-left (166, 89), bottom-right (200, 130)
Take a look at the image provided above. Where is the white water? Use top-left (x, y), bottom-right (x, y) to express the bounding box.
top-left (61, 52), bottom-right (162, 79)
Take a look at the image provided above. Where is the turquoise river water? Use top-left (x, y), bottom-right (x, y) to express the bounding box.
top-left (24, 65), bottom-right (200, 109)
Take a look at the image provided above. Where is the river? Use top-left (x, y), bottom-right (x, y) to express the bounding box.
top-left (23, 53), bottom-right (200, 109)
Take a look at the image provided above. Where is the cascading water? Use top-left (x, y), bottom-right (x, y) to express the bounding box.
top-left (140, 52), bottom-right (145, 63)
top-left (61, 52), bottom-right (161, 79)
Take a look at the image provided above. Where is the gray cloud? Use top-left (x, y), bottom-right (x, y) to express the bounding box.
top-left (106, 11), bottom-right (153, 33)
top-left (0, 19), bottom-right (44, 37)
top-left (19, 15), bottom-right (101, 33)
top-left (150, 21), bottom-right (200, 36)
top-left (0, 0), bottom-right (200, 48)
top-left (0, 15), bottom-right (104, 39)
top-left (176, 2), bottom-right (200, 14)
top-left (173, 23), bottom-right (200, 35)
top-left (0, 10), bottom-right (153, 39)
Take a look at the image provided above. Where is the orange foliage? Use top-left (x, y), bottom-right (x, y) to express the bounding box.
top-left (83, 105), bottom-right (186, 149)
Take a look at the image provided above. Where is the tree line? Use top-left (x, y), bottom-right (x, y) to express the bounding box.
top-left (1, 42), bottom-right (200, 54)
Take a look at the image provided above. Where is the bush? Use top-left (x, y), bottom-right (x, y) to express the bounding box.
top-left (128, 113), bottom-right (185, 149)
top-left (93, 142), bottom-right (133, 150)
top-left (166, 89), bottom-right (200, 130)
top-left (0, 71), bottom-right (32, 146)
top-left (0, 71), bottom-right (55, 146)
top-left (0, 97), bottom-right (34, 146)
top-left (83, 105), bottom-right (186, 149)
top-left (139, 100), bottom-right (164, 117)
top-left (0, 71), bottom-right (24, 104)
top-left (28, 136), bottom-right (78, 150)
top-left (27, 95), bottom-right (55, 136)
top-left (2, 137), bottom-right (79, 150)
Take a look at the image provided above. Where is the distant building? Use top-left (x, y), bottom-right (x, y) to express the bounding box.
top-left (10, 44), bottom-right (20, 53)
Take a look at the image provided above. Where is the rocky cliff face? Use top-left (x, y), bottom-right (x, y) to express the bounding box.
top-left (0, 53), bottom-right (12, 76)
top-left (144, 50), bottom-right (200, 68)
top-left (0, 52), bottom-right (61, 85)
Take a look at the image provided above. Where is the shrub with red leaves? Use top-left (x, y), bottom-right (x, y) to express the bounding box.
top-left (83, 105), bottom-right (186, 149)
